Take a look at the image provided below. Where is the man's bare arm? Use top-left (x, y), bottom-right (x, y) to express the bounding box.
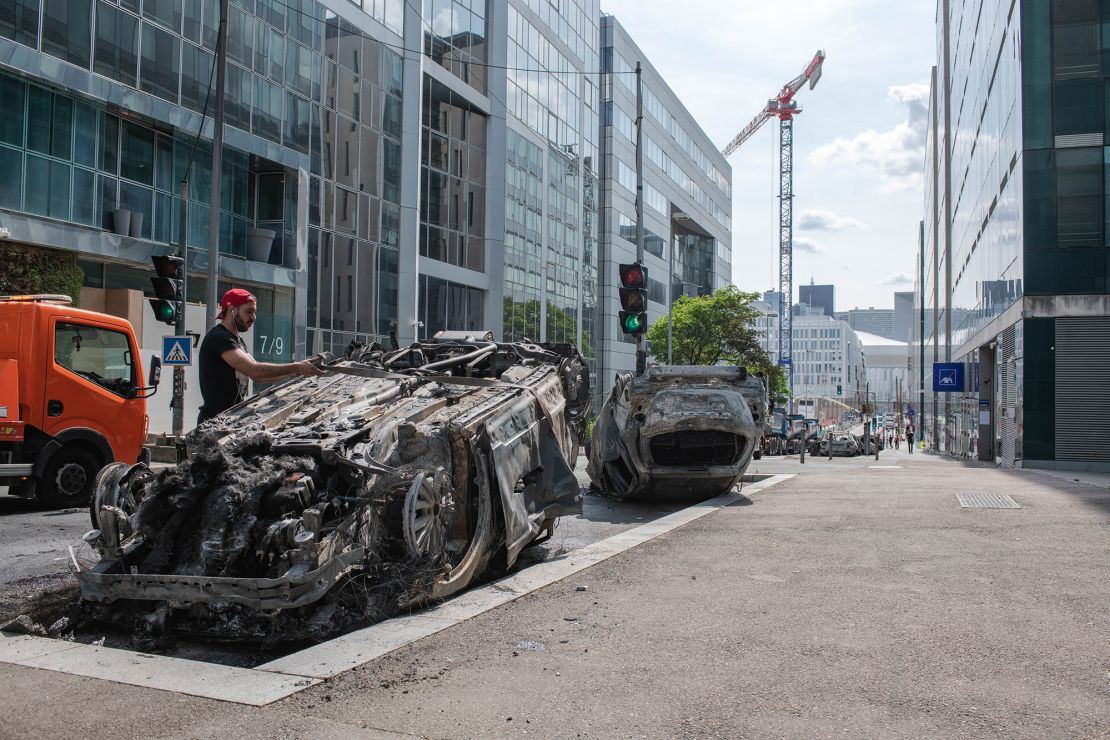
top-left (220, 348), bottom-right (325, 382)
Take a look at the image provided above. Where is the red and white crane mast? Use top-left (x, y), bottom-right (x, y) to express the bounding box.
top-left (722, 50), bottom-right (826, 401)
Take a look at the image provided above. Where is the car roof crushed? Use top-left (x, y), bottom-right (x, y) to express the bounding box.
top-left (75, 337), bottom-right (590, 643)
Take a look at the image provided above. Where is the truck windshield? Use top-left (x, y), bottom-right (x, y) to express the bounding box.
top-left (54, 322), bottom-right (134, 396)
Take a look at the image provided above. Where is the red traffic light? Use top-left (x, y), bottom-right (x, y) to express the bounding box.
top-left (618, 262), bottom-right (646, 289)
top-left (152, 254), bottom-right (184, 279)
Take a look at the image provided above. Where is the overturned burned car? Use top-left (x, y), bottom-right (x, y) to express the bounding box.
top-left (586, 365), bottom-right (760, 499)
top-left (75, 334), bottom-right (589, 641)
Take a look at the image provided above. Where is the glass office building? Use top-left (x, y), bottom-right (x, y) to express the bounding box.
top-left (0, 0), bottom-right (406, 373)
top-left (916, 0), bottom-right (1110, 470)
top-left (597, 15), bottom-right (732, 402)
top-left (0, 0), bottom-right (729, 432)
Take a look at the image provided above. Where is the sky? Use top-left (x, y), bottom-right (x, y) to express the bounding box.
top-left (597, 0), bottom-right (938, 311)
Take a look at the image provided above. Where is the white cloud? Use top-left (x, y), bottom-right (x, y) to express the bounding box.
top-left (793, 237), bottom-right (825, 254)
top-left (881, 272), bottom-right (913, 285)
top-left (808, 81), bottom-right (930, 190)
top-left (798, 209), bottom-right (864, 231)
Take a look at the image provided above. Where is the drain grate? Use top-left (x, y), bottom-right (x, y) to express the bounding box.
top-left (957, 492), bottom-right (1021, 509)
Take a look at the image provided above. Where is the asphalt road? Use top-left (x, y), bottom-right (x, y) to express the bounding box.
top-left (0, 459), bottom-right (689, 663)
top-left (3, 449), bottom-right (1107, 739)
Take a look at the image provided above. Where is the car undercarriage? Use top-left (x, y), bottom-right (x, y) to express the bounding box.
top-left (75, 336), bottom-right (589, 642)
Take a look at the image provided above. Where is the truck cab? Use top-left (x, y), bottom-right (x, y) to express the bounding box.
top-left (0, 295), bottom-right (151, 507)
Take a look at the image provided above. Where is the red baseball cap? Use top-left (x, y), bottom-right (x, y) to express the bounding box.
top-left (216, 288), bottom-right (256, 318)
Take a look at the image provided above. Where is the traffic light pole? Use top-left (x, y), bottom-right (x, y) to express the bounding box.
top-left (205, 0), bottom-right (229, 334)
top-left (634, 62), bottom-right (646, 376)
top-left (173, 179), bottom-right (188, 437)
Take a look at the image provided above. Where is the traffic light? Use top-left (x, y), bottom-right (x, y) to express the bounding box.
top-left (618, 261), bottom-right (647, 335)
top-left (836, 384), bottom-right (842, 396)
top-left (149, 254), bottom-right (184, 326)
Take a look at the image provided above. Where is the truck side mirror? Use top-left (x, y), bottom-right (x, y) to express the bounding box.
top-left (148, 355), bottom-right (162, 387)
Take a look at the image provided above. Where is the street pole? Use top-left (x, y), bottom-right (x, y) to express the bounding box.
top-left (667, 229), bottom-right (673, 364)
top-left (634, 61), bottom-right (646, 376)
top-left (205, 0), bottom-right (229, 324)
top-left (173, 178), bottom-right (188, 437)
top-left (874, 391), bottom-right (880, 460)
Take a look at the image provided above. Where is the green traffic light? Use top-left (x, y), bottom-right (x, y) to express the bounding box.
top-left (622, 314), bottom-right (642, 332)
top-left (151, 300), bottom-right (176, 323)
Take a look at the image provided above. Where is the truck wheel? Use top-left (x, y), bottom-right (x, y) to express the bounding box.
top-left (40, 447), bottom-right (100, 509)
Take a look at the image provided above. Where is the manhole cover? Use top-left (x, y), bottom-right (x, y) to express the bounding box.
top-left (957, 492), bottom-right (1021, 509)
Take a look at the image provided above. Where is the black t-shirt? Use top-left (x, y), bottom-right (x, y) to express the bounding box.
top-left (198, 324), bottom-right (248, 423)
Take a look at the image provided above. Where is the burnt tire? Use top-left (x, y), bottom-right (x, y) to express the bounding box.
top-left (39, 446), bottom-right (100, 509)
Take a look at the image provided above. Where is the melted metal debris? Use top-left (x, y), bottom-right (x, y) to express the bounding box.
top-left (75, 336), bottom-right (590, 643)
top-left (587, 366), bottom-right (763, 499)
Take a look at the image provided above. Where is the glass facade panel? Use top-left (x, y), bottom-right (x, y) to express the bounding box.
top-left (140, 23), bottom-right (180, 103)
top-left (419, 76), bottom-right (486, 271)
top-left (42, 0), bottom-right (92, 67)
top-left (94, 2), bottom-right (139, 86)
top-left (1, 0), bottom-right (405, 354)
top-left (0, 147), bottom-right (23, 210)
top-left (0, 76), bottom-right (25, 147)
top-left (0, 0), bottom-right (39, 47)
top-left (120, 122), bottom-right (154, 185)
top-left (180, 42), bottom-right (214, 113)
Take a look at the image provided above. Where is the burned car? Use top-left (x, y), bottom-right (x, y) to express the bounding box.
top-left (75, 335), bottom-right (589, 641)
top-left (586, 365), bottom-right (759, 499)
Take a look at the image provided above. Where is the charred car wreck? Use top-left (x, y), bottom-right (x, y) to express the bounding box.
top-left (586, 366), bottom-right (760, 499)
top-left (76, 335), bottom-right (589, 641)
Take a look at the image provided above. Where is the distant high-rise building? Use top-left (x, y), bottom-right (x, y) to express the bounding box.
top-left (843, 307), bottom-right (895, 340)
top-left (798, 283), bottom-right (835, 317)
top-left (893, 291), bottom-right (914, 342)
top-left (763, 290), bottom-right (784, 315)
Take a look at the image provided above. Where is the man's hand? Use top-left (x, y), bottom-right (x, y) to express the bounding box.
top-left (292, 360), bottom-right (325, 377)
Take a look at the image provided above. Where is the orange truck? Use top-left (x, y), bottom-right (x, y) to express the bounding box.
top-left (0, 295), bottom-right (159, 507)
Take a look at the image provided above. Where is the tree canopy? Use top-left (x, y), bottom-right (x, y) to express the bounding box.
top-left (645, 285), bottom-right (789, 406)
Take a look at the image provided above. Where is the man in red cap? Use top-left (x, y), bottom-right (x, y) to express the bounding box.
top-left (197, 288), bottom-right (323, 424)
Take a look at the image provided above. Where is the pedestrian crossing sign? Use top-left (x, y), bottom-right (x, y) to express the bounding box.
top-left (162, 336), bottom-right (192, 366)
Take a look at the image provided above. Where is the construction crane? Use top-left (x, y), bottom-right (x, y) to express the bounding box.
top-left (722, 50), bottom-right (826, 402)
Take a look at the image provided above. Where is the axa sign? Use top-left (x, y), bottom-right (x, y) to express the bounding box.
top-left (932, 362), bottom-right (965, 393)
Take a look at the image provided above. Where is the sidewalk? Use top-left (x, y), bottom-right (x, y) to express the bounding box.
top-left (1, 454), bottom-right (1107, 738)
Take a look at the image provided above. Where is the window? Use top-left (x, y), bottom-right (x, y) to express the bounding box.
top-left (120, 121), bottom-right (154, 185)
top-left (42, 0), bottom-right (93, 67)
top-left (142, 0), bottom-right (181, 32)
top-left (0, 0), bottom-right (40, 48)
top-left (1056, 146), bottom-right (1101, 246)
top-left (53, 322), bottom-right (135, 396)
top-left (180, 42), bottom-right (214, 113)
top-left (1054, 78), bottom-right (1102, 134)
top-left (94, 2), bottom-right (139, 85)
top-left (140, 23), bottom-right (180, 103)
top-left (252, 76), bottom-right (283, 143)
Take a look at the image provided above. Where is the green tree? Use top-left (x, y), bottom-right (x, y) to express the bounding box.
top-left (645, 285), bottom-right (787, 402)
top-left (646, 285), bottom-right (769, 366)
top-left (0, 244), bottom-right (83, 305)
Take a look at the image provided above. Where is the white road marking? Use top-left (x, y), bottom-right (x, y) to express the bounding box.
top-left (0, 473), bottom-right (792, 705)
top-left (868, 465), bottom-right (904, 469)
top-left (0, 633), bottom-right (319, 705)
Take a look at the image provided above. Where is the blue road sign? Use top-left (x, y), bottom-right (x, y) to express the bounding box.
top-left (906, 404), bottom-right (916, 417)
top-left (932, 362), bottom-right (964, 392)
top-left (162, 336), bottom-right (192, 366)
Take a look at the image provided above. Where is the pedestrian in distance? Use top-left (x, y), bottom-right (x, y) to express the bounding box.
top-left (197, 288), bottom-right (324, 425)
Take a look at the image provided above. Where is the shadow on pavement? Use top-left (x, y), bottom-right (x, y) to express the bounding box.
top-left (998, 467), bottom-right (1110, 517)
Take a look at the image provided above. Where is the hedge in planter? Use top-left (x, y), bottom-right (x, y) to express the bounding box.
top-left (0, 243), bottom-right (84, 306)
